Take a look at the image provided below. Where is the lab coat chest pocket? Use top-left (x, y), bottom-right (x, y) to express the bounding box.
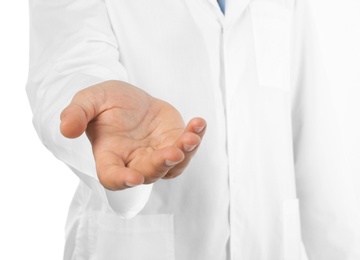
top-left (89, 212), bottom-right (175, 260)
top-left (250, 1), bottom-right (293, 91)
top-left (282, 198), bottom-right (302, 260)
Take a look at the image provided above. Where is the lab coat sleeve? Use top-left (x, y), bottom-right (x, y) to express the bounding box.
top-left (291, 0), bottom-right (360, 259)
top-left (26, 0), bottom-right (152, 219)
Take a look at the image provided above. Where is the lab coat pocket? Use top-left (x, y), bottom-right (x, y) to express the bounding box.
top-left (91, 212), bottom-right (175, 260)
top-left (250, 1), bottom-right (293, 91)
top-left (282, 198), bottom-right (302, 260)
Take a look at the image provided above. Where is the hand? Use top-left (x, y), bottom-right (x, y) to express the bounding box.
top-left (60, 80), bottom-right (206, 190)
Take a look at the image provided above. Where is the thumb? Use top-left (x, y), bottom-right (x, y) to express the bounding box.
top-left (60, 88), bottom-right (103, 138)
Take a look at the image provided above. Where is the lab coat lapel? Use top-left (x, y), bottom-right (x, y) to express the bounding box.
top-left (189, 0), bottom-right (251, 26)
top-left (225, 0), bottom-right (252, 26)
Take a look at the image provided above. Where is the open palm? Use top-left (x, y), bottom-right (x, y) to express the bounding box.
top-left (60, 80), bottom-right (206, 190)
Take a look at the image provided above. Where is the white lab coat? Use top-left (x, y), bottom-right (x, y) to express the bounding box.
top-left (26, 0), bottom-right (360, 259)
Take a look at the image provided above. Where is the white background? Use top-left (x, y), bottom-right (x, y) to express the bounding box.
top-left (0, 1), bottom-right (359, 259)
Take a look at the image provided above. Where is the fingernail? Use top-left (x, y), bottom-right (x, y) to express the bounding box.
top-left (165, 160), bottom-right (179, 167)
top-left (125, 181), bottom-right (138, 187)
top-left (183, 144), bottom-right (197, 152)
top-left (194, 125), bottom-right (205, 133)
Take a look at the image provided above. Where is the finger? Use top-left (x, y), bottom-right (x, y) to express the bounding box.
top-left (162, 132), bottom-right (201, 179)
top-left (171, 117), bottom-right (206, 156)
top-left (127, 146), bottom-right (185, 184)
top-left (60, 104), bottom-right (89, 138)
top-left (60, 87), bottom-right (104, 138)
top-left (186, 117), bottom-right (207, 137)
top-left (163, 118), bottom-right (206, 179)
top-left (95, 150), bottom-right (145, 190)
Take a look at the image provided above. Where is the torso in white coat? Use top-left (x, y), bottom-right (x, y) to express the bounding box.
top-left (28, 0), bottom-right (360, 259)
top-left (68, 0), bottom-right (300, 259)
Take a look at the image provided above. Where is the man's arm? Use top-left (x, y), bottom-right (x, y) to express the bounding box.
top-left (60, 80), bottom-right (206, 189)
top-left (27, 0), bottom-right (205, 218)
